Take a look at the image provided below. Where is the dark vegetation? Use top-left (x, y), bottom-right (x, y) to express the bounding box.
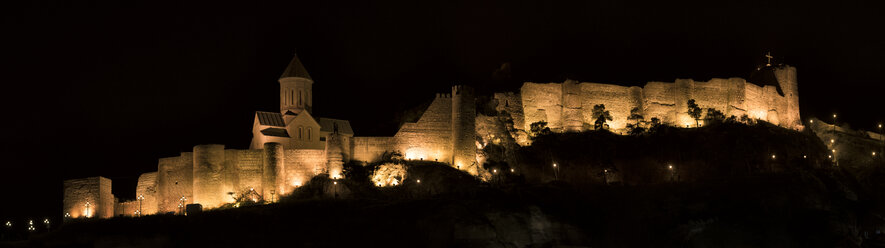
top-left (7, 122), bottom-right (885, 247)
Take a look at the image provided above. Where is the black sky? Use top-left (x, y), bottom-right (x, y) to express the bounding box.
top-left (1, 0), bottom-right (883, 219)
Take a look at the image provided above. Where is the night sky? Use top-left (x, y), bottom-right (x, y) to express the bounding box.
top-left (1, 0), bottom-right (883, 219)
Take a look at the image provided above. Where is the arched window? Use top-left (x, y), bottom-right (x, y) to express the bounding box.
top-left (298, 127), bottom-right (303, 140)
top-left (307, 127), bottom-right (312, 140)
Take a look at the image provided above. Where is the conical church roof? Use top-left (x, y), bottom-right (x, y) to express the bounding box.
top-left (279, 53), bottom-right (312, 80)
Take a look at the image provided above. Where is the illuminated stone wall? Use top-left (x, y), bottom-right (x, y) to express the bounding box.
top-left (516, 66), bottom-right (801, 133)
top-left (157, 153), bottom-right (193, 214)
top-left (393, 93), bottom-right (453, 163)
top-left (135, 172), bottom-right (158, 215)
top-left (193, 144), bottom-right (228, 209)
top-left (283, 149), bottom-right (325, 192)
top-left (114, 200), bottom-right (137, 217)
top-left (63, 177), bottom-right (113, 219)
top-left (352, 136), bottom-right (394, 162)
top-left (452, 86), bottom-right (478, 173)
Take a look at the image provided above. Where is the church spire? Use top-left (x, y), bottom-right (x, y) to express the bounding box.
top-left (280, 53), bottom-right (312, 80)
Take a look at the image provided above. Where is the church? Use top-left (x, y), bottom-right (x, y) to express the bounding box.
top-left (62, 53), bottom-right (481, 219)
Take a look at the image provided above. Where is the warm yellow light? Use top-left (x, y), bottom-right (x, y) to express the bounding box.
top-left (828, 155), bottom-right (833, 158)
top-left (810, 119), bottom-right (814, 123)
top-left (493, 169), bottom-right (497, 173)
top-left (64, 213), bottom-right (70, 218)
top-left (510, 168), bottom-right (515, 173)
top-left (832, 149), bottom-right (836, 153)
top-left (803, 155), bottom-right (807, 158)
top-left (5, 221), bottom-right (10, 227)
top-left (333, 181), bottom-right (338, 185)
top-left (830, 139), bottom-right (834, 143)
top-left (416, 179), bottom-right (421, 183)
top-left (603, 169), bottom-right (608, 173)
top-left (553, 163), bottom-right (557, 168)
top-left (771, 155), bottom-right (776, 159)
top-left (873, 152), bottom-right (877, 156)
top-left (668, 165), bottom-right (673, 169)
top-left (879, 124), bottom-right (883, 128)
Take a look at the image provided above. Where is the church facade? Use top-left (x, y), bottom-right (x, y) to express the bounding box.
top-left (62, 53), bottom-right (800, 219)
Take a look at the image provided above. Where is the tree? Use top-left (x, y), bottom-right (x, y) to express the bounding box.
top-left (592, 104), bottom-right (613, 130)
top-left (705, 108), bottom-right (725, 124)
top-left (625, 107), bottom-right (646, 135)
top-left (687, 99), bottom-right (703, 127)
top-left (529, 121), bottom-right (551, 139)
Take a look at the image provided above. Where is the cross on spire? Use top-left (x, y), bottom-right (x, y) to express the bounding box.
top-left (765, 52), bottom-right (773, 67)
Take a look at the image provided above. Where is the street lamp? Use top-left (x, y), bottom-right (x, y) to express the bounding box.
top-left (28, 220), bottom-right (34, 232)
top-left (44, 219), bottom-right (50, 229)
top-left (833, 114), bottom-right (837, 134)
top-left (84, 200), bottom-right (91, 218)
top-left (552, 163), bottom-right (559, 180)
top-left (137, 194), bottom-right (144, 217)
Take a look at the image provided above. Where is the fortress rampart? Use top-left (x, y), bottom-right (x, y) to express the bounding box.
top-left (63, 57), bottom-right (801, 219)
top-left (508, 66), bottom-right (800, 137)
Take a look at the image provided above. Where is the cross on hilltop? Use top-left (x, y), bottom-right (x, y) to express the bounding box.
top-left (765, 52), bottom-right (773, 67)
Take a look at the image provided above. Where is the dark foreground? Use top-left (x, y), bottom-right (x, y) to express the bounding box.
top-left (7, 167), bottom-right (885, 248)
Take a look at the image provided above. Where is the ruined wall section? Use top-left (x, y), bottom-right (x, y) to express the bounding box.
top-left (114, 200), bottom-right (137, 217)
top-left (157, 153), bottom-right (192, 214)
top-left (514, 69), bottom-right (801, 134)
top-left (135, 172), bottom-right (158, 215)
top-left (521, 83), bottom-right (563, 132)
top-left (579, 82), bottom-right (639, 131)
top-left (63, 177), bottom-right (113, 219)
top-left (393, 94), bottom-right (453, 162)
top-left (493, 92), bottom-right (528, 145)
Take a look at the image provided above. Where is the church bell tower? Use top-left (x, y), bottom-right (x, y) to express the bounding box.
top-left (279, 53), bottom-right (313, 115)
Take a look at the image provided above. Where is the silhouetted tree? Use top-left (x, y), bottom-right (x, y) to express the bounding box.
top-left (687, 99), bottom-right (702, 127)
top-left (592, 104), bottom-right (613, 130)
top-left (529, 121), bottom-right (551, 139)
top-left (626, 107), bottom-right (646, 135)
top-left (705, 108), bottom-right (726, 124)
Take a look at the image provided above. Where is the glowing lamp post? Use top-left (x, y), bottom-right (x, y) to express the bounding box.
top-left (84, 200), bottom-right (91, 218)
top-left (5, 221), bottom-right (11, 229)
top-left (137, 194), bottom-right (144, 217)
top-left (667, 164), bottom-right (676, 182)
top-left (44, 219), bottom-right (50, 230)
top-left (28, 220), bottom-right (34, 232)
top-left (832, 114), bottom-right (837, 134)
top-left (552, 163), bottom-right (559, 180)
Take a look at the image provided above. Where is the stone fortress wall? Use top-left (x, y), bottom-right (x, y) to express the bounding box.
top-left (62, 60), bottom-right (800, 219)
top-left (352, 86), bottom-right (483, 176)
top-left (506, 65), bottom-right (801, 137)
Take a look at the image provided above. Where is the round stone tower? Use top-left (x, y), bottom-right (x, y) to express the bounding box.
top-left (773, 65), bottom-right (800, 129)
top-left (279, 53), bottom-right (313, 114)
top-left (451, 85), bottom-right (477, 173)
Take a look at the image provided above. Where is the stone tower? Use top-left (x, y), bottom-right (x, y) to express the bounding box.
top-left (773, 65), bottom-right (801, 129)
top-left (279, 54), bottom-right (313, 114)
top-left (451, 85), bottom-right (477, 173)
